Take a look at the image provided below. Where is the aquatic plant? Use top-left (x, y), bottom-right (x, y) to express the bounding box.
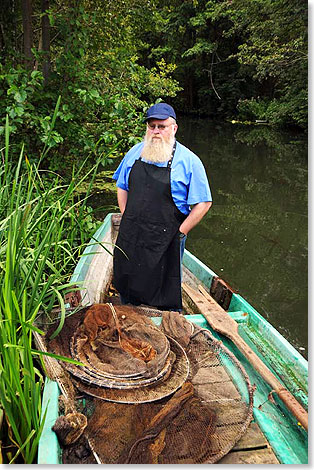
top-left (0, 110), bottom-right (104, 463)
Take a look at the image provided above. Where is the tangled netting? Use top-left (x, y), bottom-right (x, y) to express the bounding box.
top-left (48, 305), bottom-right (189, 403)
top-left (48, 304), bottom-right (254, 464)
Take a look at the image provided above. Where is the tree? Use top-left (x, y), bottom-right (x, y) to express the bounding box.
top-left (0, 0), bottom-right (181, 161)
top-left (41, 0), bottom-right (50, 83)
top-left (21, 0), bottom-right (34, 69)
top-left (140, 0), bottom-right (307, 127)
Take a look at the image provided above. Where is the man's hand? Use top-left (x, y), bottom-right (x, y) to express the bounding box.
top-left (179, 201), bottom-right (212, 235)
top-left (117, 187), bottom-right (128, 214)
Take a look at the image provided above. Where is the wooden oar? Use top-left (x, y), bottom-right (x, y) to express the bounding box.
top-left (182, 282), bottom-right (308, 431)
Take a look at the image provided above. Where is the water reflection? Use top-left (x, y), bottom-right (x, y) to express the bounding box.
top-left (177, 118), bottom-right (308, 358)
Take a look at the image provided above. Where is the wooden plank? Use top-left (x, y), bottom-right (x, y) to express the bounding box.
top-left (210, 276), bottom-right (237, 310)
top-left (182, 281), bottom-right (229, 318)
top-left (182, 266), bottom-right (202, 292)
top-left (217, 448), bottom-right (279, 464)
top-left (215, 422), bottom-right (280, 464)
top-left (82, 229), bottom-right (114, 305)
top-left (200, 400), bottom-right (250, 427)
top-left (233, 422), bottom-right (269, 450)
top-left (208, 424), bottom-right (256, 457)
top-left (181, 268), bottom-right (200, 314)
top-left (194, 381), bottom-right (241, 402)
top-left (192, 366), bottom-right (231, 384)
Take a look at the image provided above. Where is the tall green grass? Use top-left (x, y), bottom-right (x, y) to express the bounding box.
top-left (0, 112), bottom-right (105, 463)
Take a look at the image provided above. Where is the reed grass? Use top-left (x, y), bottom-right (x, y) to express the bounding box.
top-left (0, 110), bottom-right (105, 463)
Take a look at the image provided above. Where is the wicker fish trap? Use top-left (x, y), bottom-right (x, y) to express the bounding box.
top-left (48, 305), bottom-right (254, 464)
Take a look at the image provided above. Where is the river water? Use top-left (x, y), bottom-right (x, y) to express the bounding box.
top-left (177, 118), bottom-right (308, 358)
top-left (93, 118), bottom-right (308, 359)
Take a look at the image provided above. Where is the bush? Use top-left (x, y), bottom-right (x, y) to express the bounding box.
top-left (236, 96), bottom-right (307, 128)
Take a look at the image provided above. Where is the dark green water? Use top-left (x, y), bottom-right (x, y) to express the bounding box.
top-left (177, 118), bottom-right (308, 359)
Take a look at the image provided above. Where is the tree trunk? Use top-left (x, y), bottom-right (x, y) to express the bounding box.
top-left (21, 0), bottom-right (34, 69)
top-left (41, 0), bottom-right (50, 83)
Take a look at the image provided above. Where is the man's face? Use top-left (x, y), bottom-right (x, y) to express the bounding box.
top-left (141, 117), bottom-right (178, 163)
top-left (146, 118), bottom-right (178, 143)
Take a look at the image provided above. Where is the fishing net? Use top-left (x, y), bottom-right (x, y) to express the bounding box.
top-left (47, 305), bottom-right (189, 403)
top-left (48, 304), bottom-right (254, 464)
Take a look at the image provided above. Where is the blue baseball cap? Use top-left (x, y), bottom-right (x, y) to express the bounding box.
top-left (145, 103), bottom-right (176, 121)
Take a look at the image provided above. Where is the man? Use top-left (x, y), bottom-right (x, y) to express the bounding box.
top-left (112, 102), bottom-right (212, 310)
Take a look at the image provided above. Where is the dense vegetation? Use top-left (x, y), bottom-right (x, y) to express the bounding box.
top-left (0, 0), bottom-right (181, 165)
top-left (0, 113), bottom-right (103, 463)
top-left (150, 0), bottom-right (307, 127)
top-left (0, 0), bottom-right (307, 163)
top-left (0, 0), bottom-right (307, 463)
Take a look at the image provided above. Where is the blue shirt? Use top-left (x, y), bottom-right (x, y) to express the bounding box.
top-left (112, 141), bottom-right (212, 215)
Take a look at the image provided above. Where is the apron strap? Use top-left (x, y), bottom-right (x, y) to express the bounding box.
top-left (167, 140), bottom-right (177, 169)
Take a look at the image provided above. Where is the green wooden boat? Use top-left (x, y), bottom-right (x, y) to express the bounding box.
top-left (37, 213), bottom-right (308, 464)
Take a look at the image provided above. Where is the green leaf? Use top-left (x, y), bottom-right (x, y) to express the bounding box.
top-left (14, 90), bottom-right (27, 103)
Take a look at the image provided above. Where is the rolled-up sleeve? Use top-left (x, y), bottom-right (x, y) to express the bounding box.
top-left (113, 159), bottom-right (129, 191)
top-left (187, 157), bottom-right (212, 205)
top-left (112, 142), bottom-right (143, 191)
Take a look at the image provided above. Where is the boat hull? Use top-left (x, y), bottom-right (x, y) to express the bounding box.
top-left (37, 213), bottom-right (308, 464)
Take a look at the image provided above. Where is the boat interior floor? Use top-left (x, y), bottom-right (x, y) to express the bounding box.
top-left (72, 277), bottom-right (279, 464)
top-left (37, 263), bottom-right (281, 464)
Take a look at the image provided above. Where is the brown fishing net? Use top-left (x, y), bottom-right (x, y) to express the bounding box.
top-left (47, 304), bottom-right (254, 464)
top-left (47, 304), bottom-right (189, 403)
top-left (79, 382), bottom-right (217, 465)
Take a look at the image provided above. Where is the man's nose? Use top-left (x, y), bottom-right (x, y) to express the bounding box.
top-left (152, 126), bottom-right (160, 133)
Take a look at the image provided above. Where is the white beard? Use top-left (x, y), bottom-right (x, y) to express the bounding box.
top-left (141, 132), bottom-right (175, 163)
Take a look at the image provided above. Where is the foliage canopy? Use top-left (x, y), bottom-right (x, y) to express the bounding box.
top-left (0, 0), bottom-right (307, 165)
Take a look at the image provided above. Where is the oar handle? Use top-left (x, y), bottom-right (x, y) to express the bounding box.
top-left (234, 335), bottom-right (308, 431)
top-left (276, 388), bottom-right (308, 430)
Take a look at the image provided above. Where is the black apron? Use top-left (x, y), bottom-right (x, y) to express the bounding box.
top-left (113, 144), bottom-right (186, 309)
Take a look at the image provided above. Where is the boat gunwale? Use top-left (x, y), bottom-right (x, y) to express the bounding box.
top-left (37, 213), bottom-right (308, 465)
